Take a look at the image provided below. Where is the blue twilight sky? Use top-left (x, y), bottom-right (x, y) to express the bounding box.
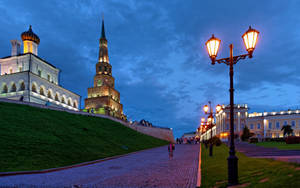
top-left (1, 0), bottom-right (300, 138)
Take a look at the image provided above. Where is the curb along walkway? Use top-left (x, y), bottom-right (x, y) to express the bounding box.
top-left (0, 145), bottom-right (200, 188)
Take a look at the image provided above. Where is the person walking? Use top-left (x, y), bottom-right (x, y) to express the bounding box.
top-left (168, 143), bottom-right (174, 159)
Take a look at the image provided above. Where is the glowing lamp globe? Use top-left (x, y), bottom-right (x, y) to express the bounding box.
top-left (242, 26), bottom-right (259, 57)
top-left (205, 34), bottom-right (221, 64)
top-left (203, 105), bottom-right (209, 113)
top-left (216, 104), bottom-right (222, 112)
top-left (201, 117), bottom-right (205, 122)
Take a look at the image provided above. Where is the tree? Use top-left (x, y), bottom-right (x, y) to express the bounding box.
top-left (241, 126), bottom-right (254, 141)
top-left (281, 125), bottom-right (293, 137)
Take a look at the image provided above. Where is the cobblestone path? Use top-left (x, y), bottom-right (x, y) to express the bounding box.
top-left (235, 142), bottom-right (300, 163)
top-left (0, 144), bottom-right (200, 188)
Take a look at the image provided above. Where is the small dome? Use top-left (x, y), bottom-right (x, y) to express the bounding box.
top-left (21, 25), bottom-right (40, 44)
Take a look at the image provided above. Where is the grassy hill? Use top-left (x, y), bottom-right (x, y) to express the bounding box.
top-left (0, 102), bottom-right (168, 172)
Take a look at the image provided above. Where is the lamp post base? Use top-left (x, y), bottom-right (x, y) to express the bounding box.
top-left (227, 154), bottom-right (238, 185)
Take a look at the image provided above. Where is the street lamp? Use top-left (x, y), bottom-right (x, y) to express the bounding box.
top-left (203, 101), bottom-right (222, 157)
top-left (205, 26), bottom-right (259, 186)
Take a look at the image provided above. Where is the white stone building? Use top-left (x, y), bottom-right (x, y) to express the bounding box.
top-left (0, 25), bottom-right (80, 111)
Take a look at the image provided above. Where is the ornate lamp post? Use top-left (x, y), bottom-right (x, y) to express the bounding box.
top-left (205, 26), bottom-right (259, 185)
top-left (203, 101), bottom-right (222, 156)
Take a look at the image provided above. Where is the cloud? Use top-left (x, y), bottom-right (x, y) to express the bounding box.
top-left (1, 0), bottom-right (300, 138)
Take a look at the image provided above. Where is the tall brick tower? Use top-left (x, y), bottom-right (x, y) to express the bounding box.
top-left (84, 19), bottom-right (126, 120)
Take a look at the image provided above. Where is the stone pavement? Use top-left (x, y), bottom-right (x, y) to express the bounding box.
top-left (235, 142), bottom-right (300, 163)
top-left (0, 144), bottom-right (200, 188)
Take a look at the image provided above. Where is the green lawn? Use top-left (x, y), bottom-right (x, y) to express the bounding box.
top-left (201, 144), bottom-right (300, 187)
top-left (255, 142), bottom-right (300, 150)
top-left (0, 102), bottom-right (168, 172)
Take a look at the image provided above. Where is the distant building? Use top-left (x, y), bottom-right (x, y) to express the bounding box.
top-left (215, 104), bottom-right (248, 140)
top-left (200, 104), bottom-right (300, 141)
top-left (182, 132), bottom-right (196, 139)
top-left (247, 110), bottom-right (300, 138)
top-left (0, 26), bottom-right (80, 110)
top-left (84, 19), bottom-right (126, 120)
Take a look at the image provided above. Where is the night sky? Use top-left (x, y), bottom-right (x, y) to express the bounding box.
top-left (1, 1), bottom-right (300, 138)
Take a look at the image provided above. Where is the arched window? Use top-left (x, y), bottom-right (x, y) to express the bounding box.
top-left (67, 99), bottom-right (71, 106)
top-left (40, 87), bottom-right (45, 96)
top-left (11, 83), bottom-right (16, 92)
top-left (73, 101), bottom-right (77, 108)
top-left (47, 90), bottom-right (52, 99)
top-left (55, 93), bottom-right (59, 101)
top-left (32, 84), bottom-right (37, 92)
top-left (19, 82), bottom-right (25, 91)
top-left (61, 97), bottom-right (65, 104)
top-left (2, 85), bottom-right (8, 93)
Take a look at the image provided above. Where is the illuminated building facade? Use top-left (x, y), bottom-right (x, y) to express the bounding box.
top-left (247, 110), bottom-right (300, 138)
top-left (215, 104), bottom-right (248, 140)
top-left (200, 104), bottom-right (300, 141)
top-left (0, 26), bottom-right (80, 111)
top-left (84, 19), bottom-right (126, 120)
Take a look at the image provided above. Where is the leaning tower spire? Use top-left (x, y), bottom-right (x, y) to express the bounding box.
top-left (101, 18), bottom-right (106, 39)
top-left (98, 17), bottom-right (109, 63)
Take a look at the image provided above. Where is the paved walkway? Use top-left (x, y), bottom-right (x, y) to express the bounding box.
top-left (0, 145), bottom-right (200, 188)
top-left (235, 142), bottom-right (300, 163)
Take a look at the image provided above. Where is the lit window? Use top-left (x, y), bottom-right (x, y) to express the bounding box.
top-left (19, 67), bottom-right (22, 72)
top-left (9, 68), bottom-right (13, 74)
top-left (2, 85), bottom-right (8, 93)
top-left (11, 83), bottom-right (16, 92)
top-left (47, 91), bottom-right (52, 99)
top-left (40, 87), bottom-right (44, 96)
top-left (32, 84), bottom-right (37, 92)
top-left (20, 82), bottom-right (25, 91)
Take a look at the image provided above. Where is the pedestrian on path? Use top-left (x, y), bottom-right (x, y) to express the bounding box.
top-left (168, 143), bottom-right (174, 159)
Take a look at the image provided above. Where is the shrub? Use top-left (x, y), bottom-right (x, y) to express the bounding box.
top-left (264, 137), bottom-right (272, 142)
top-left (263, 137), bottom-right (285, 142)
top-left (249, 137), bottom-right (258, 143)
top-left (208, 136), bottom-right (222, 146)
top-left (285, 136), bottom-right (300, 144)
top-left (271, 138), bottom-right (285, 142)
top-left (241, 126), bottom-right (254, 141)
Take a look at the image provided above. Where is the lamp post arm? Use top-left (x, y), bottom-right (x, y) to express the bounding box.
top-left (214, 53), bottom-right (251, 65)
